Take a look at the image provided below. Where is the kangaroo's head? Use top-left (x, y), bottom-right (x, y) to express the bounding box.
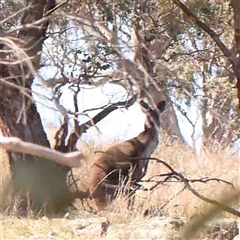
top-left (140, 100), bottom-right (166, 130)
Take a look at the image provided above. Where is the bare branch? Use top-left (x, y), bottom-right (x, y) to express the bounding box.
top-left (45, 1), bottom-right (67, 16)
top-left (67, 94), bottom-right (137, 148)
top-left (0, 137), bottom-right (86, 168)
top-left (135, 157), bottom-right (240, 217)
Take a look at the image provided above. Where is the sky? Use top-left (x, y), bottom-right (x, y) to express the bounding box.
top-left (26, 11), bottom-right (239, 158)
top-left (32, 66), bottom-right (201, 149)
top-left (31, 42), bottom-right (239, 158)
top-left (33, 76), bottom-right (150, 143)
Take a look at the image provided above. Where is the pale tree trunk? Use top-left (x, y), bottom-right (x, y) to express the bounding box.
top-left (161, 94), bottom-right (185, 143)
top-left (172, 0), bottom-right (240, 149)
top-left (79, 1), bottom-right (186, 144)
top-left (130, 3), bottom-right (185, 144)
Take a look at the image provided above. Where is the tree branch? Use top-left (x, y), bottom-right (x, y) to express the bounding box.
top-left (67, 94), bottom-right (137, 148)
top-left (172, 0), bottom-right (234, 65)
top-left (136, 157), bottom-right (240, 217)
top-left (0, 137), bottom-right (86, 168)
top-left (172, 0), bottom-right (240, 109)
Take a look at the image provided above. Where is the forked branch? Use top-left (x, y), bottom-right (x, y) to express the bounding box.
top-left (0, 137), bottom-right (86, 168)
top-left (67, 94), bottom-right (137, 148)
top-left (138, 157), bottom-right (240, 217)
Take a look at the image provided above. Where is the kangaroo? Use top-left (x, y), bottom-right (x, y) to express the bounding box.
top-left (88, 100), bottom-right (166, 211)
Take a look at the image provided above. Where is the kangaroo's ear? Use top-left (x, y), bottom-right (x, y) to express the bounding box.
top-left (139, 100), bottom-right (150, 112)
top-left (157, 101), bottom-right (166, 112)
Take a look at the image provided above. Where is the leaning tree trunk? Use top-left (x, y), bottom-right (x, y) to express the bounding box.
top-left (231, 0), bottom-right (240, 110)
top-left (0, 0), bottom-right (73, 214)
top-left (130, 3), bottom-right (186, 144)
top-left (161, 93), bottom-right (185, 143)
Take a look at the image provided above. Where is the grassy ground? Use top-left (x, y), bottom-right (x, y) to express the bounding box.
top-left (0, 133), bottom-right (239, 239)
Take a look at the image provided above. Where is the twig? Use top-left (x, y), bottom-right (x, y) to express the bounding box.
top-left (45, 1), bottom-right (67, 16)
top-left (160, 187), bottom-right (186, 210)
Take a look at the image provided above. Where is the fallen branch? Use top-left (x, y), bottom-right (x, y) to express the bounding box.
top-left (135, 157), bottom-right (240, 217)
top-left (0, 137), bottom-right (86, 168)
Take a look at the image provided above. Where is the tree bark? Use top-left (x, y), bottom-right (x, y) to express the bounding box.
top-left (161, 93), bottom-right (185, 143)
top-left (231, 0), bottom-right (240, 111)
top-left (0, 0), bottom-right (56, 166)
top-left (130, 4), bottom-right (185, 143)
top-left (0, 1), bottom-right (71, 214)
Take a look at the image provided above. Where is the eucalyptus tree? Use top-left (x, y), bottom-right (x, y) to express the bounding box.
top-left (45, 0), bottom-right (239, 149)
top-left (1, 0), bottom-right (239, 213)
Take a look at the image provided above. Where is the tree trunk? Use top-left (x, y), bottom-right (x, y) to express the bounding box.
top-left (161, 93), bottom-right (185, 143)
top-left (231, 0), bottom-right (240, 110)
top-left (0, 0), bottom-right (56, 163)
top-left (130, 4), bottom-right (186, 144)
top-left (0, 0), bottom-right (72, 214)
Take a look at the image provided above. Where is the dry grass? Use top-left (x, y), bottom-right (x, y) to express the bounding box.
top-left (0, 134), bottom-right (239, 239)
top-left (138, 139), bottom-right (239, 220)
top-left (71, 136), bottom-right (239, 219)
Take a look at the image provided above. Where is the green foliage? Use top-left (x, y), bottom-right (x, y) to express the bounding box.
top-left (2, 0), bottom-right (238, 146)
top-left (58, 0), bottom-right (239, 145)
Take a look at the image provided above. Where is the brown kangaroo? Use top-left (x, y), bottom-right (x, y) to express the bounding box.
top-left (88, 100), bottom-right (166, 211)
